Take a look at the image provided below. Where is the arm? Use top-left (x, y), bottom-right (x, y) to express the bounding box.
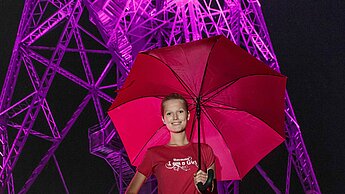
top-left (125, 171), bottom-right (147, 194)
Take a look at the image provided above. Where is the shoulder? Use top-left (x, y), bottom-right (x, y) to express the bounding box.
top-left (202, 143), bottom-right (214, 154)
top-left (201, 143), bottom-right (212, 149)
top-left (191, 143), bottom-right (213, 151)
top-left (147, 144), bottom-right (167, 152)
top-left (191, 142), bottom-right (212, 148)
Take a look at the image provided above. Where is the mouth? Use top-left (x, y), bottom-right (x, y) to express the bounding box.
top-left (167, 121), bottom-right (186, 133)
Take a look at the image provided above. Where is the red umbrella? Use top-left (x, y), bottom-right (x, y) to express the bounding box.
top-left (108, 35), bottom-right (287, 180)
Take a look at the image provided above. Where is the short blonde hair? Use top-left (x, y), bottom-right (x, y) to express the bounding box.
top-left (161, 93), bottom-right (188, 116)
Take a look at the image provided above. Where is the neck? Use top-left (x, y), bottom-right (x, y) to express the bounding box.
top-left (168, 131), bottom-right (189, 146)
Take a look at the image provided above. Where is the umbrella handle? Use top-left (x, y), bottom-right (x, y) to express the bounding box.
top-left (197, 169), bottom-right (214, 193)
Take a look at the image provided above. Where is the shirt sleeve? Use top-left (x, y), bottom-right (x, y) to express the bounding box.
top-left (202, 144), bottom-right (215, 169)
top-left (137, 149), bottom-right (153, 178)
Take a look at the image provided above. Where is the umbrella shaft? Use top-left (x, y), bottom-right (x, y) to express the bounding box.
top-left (196, 97), bottom-right (201, 171)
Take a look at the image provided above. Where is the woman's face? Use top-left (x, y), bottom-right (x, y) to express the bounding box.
top-left (162, 99), bottom-right (190, 133)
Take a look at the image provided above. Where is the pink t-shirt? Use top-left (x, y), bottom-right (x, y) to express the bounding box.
top-left (137, 143), bottom-right (215, 194)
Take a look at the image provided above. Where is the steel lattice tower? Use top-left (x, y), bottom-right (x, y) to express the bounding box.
top-left (0, 0), bottom-right (321, 193)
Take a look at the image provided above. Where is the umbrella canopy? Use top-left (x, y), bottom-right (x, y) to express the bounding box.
top-left (108, 35), bottom-right (287, 180)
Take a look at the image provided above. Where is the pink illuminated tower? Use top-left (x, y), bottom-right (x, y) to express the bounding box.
top-left (0, 0), bottom-right (320, 193)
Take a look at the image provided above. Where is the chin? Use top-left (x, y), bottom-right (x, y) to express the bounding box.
top-left (169, 128), bottom-right (186, 133)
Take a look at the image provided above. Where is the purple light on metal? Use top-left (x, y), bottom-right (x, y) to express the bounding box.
top-left (86, 0), bottom-right (321, 193)
top-left (0, 0), bottom-right (321, 193)
top-left (0, 0), bottom-right (114, 192)
top-left (1, 1), bottom-right (85, 192)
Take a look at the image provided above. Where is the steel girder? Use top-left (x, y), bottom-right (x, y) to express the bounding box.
top-left (0, 0), bottom-right (320, 193)
top-left (0, 0), bottom-right (115, 192)
top-left (86, 0), bottom-right (320, 193)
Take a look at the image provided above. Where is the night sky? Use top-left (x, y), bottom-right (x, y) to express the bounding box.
top-left (1, 0), bottom-right (344, 193)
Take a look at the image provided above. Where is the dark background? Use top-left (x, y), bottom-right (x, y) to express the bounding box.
top-left (1, 0), bottom-right (344, 193)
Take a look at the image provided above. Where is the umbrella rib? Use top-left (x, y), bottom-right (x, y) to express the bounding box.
top-left (198, 36), bottom-right (220, 98)
top-left (202, 80), bottom-right (237, 105)
top-left (109, 96), bottom-right (164, 111)
top-left (201, 107), bottom-right (242, 178)
top-left (132, 125), bottom-right (166, 164)
top-left (143, 52), bottom-right (196, 98)
top-left (204, 103), bottom-right (284, 138)
top-left (203, 103), bottom-right (237, 110)
top-left (172, 70), bottom-right (196, 98)
top-left (111, 93), bottom-right (198, 111)
top-left (203, 74), bottom-right (285, 104)
top-left (188, 106), bottom-right (197, 141)
top-left (179, 45), bottom-right (197, 97)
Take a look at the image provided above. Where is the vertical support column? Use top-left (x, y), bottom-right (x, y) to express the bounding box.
top-left (0, 0), bottom-right (84, 190)
top-left (0, 0), bottom-right (37, 192)
top-left (234, 181), bottom-right (239, 194)
top-left (284, 94), bottom-right (321, 193)
top-left (239, 0), bottom-right (321, 193)
top-left (119, 150), bottom-right (123, 194)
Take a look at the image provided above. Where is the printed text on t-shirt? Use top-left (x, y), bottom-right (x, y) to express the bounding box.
top-left (165, 156), bottom-right (198, 171)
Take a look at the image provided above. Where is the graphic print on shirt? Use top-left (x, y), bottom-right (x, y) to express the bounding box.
top-left (165, 156), bottom-right (198, 171)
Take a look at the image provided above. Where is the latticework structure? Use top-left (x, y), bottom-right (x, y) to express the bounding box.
top-left (0, 0), bottom-right (320, 193)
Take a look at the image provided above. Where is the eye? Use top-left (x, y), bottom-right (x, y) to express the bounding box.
top-left (179, 110), bottom-right (184, 113)
top-left (166, 112), bottom-right (171, 116)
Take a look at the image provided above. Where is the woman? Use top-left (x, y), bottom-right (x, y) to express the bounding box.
top-left (126, 93), bottom-right (216, 194)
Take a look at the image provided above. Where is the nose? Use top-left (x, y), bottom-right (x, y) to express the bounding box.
top-left (173, 113), bottom-right (178, 120)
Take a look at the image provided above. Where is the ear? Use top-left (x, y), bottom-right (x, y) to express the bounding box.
top-left (162, 117), bottom-right (166, 124)
top-left (187, 111), bottom-right (190, 120)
